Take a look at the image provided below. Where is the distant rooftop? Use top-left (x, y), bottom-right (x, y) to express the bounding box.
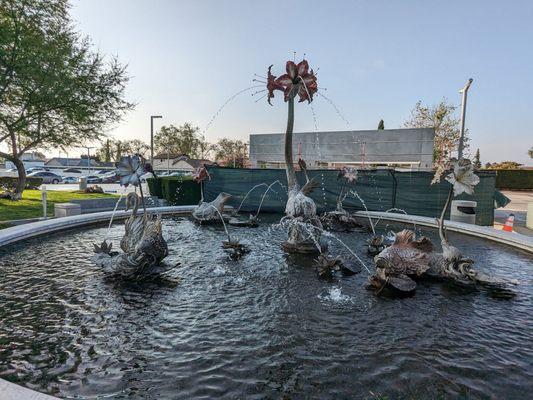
top-left (45, 157), bottom-right (103, 167)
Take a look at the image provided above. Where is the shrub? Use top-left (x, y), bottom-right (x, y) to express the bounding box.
top-left (146, 177), bottom-right (163, 197)
top-left (160, 176), bottom-right (200, 205)
top-left (494, 169), bottom-right (533, 190)
top-left (0, 176), bottom-right (43, 191)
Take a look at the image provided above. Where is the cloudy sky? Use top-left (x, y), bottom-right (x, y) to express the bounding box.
top-left (69, 0), bottom-right (533, 165)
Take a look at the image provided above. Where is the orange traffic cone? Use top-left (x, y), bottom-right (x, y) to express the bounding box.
top-left (502, 213), bottom-right (515, 232)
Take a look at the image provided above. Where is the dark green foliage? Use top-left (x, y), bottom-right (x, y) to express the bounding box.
top-left (146, 177), bottom-right (163, 198)
top-left (495, 169), bottom-right (533, 190)
top-left (473, 148), bottom-right (481, 169)
top-left (0, 176), bottom-right (42, 191)
top-left (154, 177), bottom-right (201, 205)
top-left (377, 119), bottom-right (385, 130)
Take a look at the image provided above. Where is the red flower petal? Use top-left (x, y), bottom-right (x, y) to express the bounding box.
top-left (275, 74), bottom-right (292, 87)
top-left (297, 60), bottom-right (309, 76)
top-left (297, 84), bottom-right (310, 103)
top-left (286, 61), bottom-right (297, 80)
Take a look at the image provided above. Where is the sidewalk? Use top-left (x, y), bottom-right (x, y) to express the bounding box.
top-left (494, 190), bottom-right (532, 236)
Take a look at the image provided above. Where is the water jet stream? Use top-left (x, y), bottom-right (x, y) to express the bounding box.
top-left (202, 85), bottom-right (264, 135)
top-left (236, 183), bottom-right (269, 213)
top-left (105, 187), bottom-right (128, 239)
top-left (255, 180), bottom-right (286, 217)
top-left (349, 190), bottom-right (376, 235)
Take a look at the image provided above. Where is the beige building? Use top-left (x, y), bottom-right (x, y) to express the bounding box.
top-left (152, 153), bottom-right (215, 172)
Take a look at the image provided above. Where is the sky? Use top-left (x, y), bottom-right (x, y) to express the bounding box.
top-left (67, 0), bottom-right (533, 165)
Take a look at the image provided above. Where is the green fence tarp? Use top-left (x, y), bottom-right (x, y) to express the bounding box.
top-left (203, 167), bottom-right (497, 226)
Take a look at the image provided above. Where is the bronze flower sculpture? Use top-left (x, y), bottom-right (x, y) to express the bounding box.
top-left (266, 58), bottom-right (325, 253)
top-left (369, 158), bottom-right (516, 296)
top-left (320, 166), bottom-right (362, 232)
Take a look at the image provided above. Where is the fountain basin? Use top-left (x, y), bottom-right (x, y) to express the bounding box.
top-left (0, 214), bottom-right (531, 399)
top-left (352, 210), bottom-right (533, 252)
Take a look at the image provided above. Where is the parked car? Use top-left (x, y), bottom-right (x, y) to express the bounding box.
top-left (101, 172), bottom-right (119, 183)
top-left (26, 167), bottom-right (49, 174)
top-left (62, 176), bottom-right (80, 184)
top-left (85, 175), bottom-right (103, 184)
top-left (27, 171), bottom-right (63, 184)
top-left (63, 168), bottom-right (82, 174)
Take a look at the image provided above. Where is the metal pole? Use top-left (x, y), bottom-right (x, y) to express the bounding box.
top-left (458, 78), bottom-right (473, 159)
top-left (41, 185), bottom-right (47, 219)
top-left (150, 115), bottom-right (163, 165)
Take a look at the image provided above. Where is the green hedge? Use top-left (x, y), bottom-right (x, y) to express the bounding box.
top-left (0, 176), bottom-right (43, 191)
top-left (149, 177), bottom-right (201, 205)
top-left (146, 178), bottom-right (163, 197)
top-left (494, 169), bottom-right (533, 190)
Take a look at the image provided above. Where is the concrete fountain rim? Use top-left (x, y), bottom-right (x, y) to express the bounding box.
top-left (0, 206), bottom-right (530, 253)
top-left (353, 210), bottom-right (533, 253)
top-left (0, 207), bottom-right (530, 399)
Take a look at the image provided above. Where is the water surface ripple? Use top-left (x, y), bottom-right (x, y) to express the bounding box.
top-left (0, 216), bottom-right (531, 399)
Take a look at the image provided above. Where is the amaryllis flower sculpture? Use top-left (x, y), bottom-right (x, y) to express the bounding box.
top-left (116, 155), bottom-right (145, 187)
top-left (267, 60), bottom-right (318, 105)
top-left (266, 57), bottom-right (325, 253)
top-left (445, 158), bottom-right (480, 197)
top-left (337, 167), bottom-right (358, 183)
top-left (192, 167), bottom-right (210, 183)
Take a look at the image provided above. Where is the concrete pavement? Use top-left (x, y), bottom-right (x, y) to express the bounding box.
top-left (494, 190), bottom-right (533, 236)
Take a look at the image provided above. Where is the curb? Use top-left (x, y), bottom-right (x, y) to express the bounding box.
top-left (354, 211), bottom-right (533, 253)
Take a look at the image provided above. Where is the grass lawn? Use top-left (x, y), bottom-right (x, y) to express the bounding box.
top-left (0, 190), bottom-right (118, 223)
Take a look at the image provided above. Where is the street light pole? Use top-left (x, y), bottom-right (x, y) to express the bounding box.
top-left (458, 78), bottom-right (473, 159)
top-left (83, 146), bottom-right (95, 174)
top-left (150, 115), bottom-right (163, 165)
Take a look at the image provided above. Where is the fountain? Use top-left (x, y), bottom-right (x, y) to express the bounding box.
top-left (0, 57), bottom-right (531, 400)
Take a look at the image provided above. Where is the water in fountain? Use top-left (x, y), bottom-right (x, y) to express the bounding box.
top-left (235, 183), bottom-right (269, 213)
top-left (272, 213), bottom-right (370, 274)
top-left (349, 190), bottom-right (376, 235)
top-left (318, 286), bottom-right (353, 304)
top-left (204, 204), bottom-right (232, 243)
top-left (104, 188), bottom-right (128, 240)
top-left (255, 180), bottom-right (286, 217)
top-left (373, 208), bottom-right (418, 231)
top-left (317, 91), bottom-right (351, 128)
top-left (321, 230), bottom-right (371, 274)
top-left (201, 85), bottom-right (264, 135)
top-left (277, 217), bottom-right (324, 253)
top-left (298, 78), bottom-right (328, 209)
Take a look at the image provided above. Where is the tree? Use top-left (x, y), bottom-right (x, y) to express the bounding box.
top-left (154, 123), bottom-right (212, 159)
top-left (529, 146), bottom-right (533, 159)
top-left (95, 138), bottom-right (149, 163)
top-left (213, 138), bottom-right (247, 168)
top-left (404, 99), bottom-right (467, 168)
top-left (473, 148), bottom-right (481, 169)
top-left (377, 119), bottom-right (385, 130)
top-left (484, 161), bottom-right (522, 170)
top-left (96, 139), bottom-right (113, 163)
top-left (125, 139), bottom-right (149, 158)
top-left (0, 0), bottom-right (133, 198)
